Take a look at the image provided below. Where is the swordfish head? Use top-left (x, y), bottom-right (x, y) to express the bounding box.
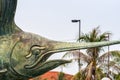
top-left (0, 0), bottom-right (120, 79)
top-left (10, 32), bottom-right (120, 78)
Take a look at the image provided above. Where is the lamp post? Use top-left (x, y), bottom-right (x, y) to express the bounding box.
top-left (71, 19), bottom-right (81, 71)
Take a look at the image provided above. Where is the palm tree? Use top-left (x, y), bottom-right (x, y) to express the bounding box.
top-left (63, 27), bottom-right (120, 80)
top-left (79, 27), bottom-right (110, 80)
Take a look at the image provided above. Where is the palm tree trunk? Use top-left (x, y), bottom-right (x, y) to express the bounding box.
top-left (85, 62), bottom-right (93, 80)
top-left (93, 48), bottom-right (97, 80)
top-left (92, 62), bottom-right (96, 80)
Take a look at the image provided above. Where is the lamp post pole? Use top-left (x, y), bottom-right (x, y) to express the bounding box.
top-left (108, 34), bottom-right (110, 76)
top-left (71, 19), bottom-right (81, 71)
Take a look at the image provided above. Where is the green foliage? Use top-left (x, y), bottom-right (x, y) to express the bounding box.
top-left (58, 72), bottom-right (65, 80)
top-left (114, 73), bottom-right (120, 80)
top-left (95, 68), bottom-right (106, 80)
top-left (72, 71), bottom-right (86, 80)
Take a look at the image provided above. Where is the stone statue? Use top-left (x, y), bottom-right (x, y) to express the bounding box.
top-left (0, 0), bottom-right (120, 80)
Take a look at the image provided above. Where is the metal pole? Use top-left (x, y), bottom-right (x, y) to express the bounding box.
top-left (108, 34), bottom-right (110, 76)
top-left (79, 20), bottom-right (81, 42)
top-left (78, 20), bottom-right (81, 71)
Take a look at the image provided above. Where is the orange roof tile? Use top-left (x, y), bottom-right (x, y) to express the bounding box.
top-left (30, 71), bottom-right (73, 80)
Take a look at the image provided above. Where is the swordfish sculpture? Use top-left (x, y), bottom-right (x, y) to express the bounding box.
top-left (0, 0), bottom-right (120, 80)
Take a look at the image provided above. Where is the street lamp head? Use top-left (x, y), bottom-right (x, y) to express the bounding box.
top-left (71, 20), bottom-right (80, 23)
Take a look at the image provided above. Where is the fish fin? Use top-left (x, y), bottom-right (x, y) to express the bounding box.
top-left (0, 0), bottom-right (22, 35)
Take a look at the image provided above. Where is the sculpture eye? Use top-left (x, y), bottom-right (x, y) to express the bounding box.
top-left (26, 45), bottom-right (45, 58)
top-left (32, 49), bottom-right (41, 56)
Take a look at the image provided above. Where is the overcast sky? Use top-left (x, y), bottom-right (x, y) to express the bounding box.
top-left (15, 0), bottom-right (120, 75)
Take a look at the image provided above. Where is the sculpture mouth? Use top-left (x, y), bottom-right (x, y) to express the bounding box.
top-left (24, 51), bottom-right (71, 70)
top-left (24, 52), bottom-right (71, 77)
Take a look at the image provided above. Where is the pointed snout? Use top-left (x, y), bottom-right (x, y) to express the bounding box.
top-left (48, 40), bottom-right (120, 53)
top-left (22, 36), bottom-right (120, 78)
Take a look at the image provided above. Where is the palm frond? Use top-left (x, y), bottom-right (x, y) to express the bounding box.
top-left (98, 50), bottom-right (120, 63)
top-left (112, 65), bottom-right (120, 74)
top-left (63, 50), bottom-right (91, 63)
top-left (77, 33), bottom-right (90, 42)
top-left (90, 27), bottom-right (99, 41)
top-left (98, 60), bottom-right (120, 74)
top-left (99, 32), bottom-right (111, 41)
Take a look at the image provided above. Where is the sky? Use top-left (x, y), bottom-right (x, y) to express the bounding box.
top-left (15, 0), bottom-right (120, 75)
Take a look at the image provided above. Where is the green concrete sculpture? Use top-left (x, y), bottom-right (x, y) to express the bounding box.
top-left (0, 0), bottom-right (120, 80)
